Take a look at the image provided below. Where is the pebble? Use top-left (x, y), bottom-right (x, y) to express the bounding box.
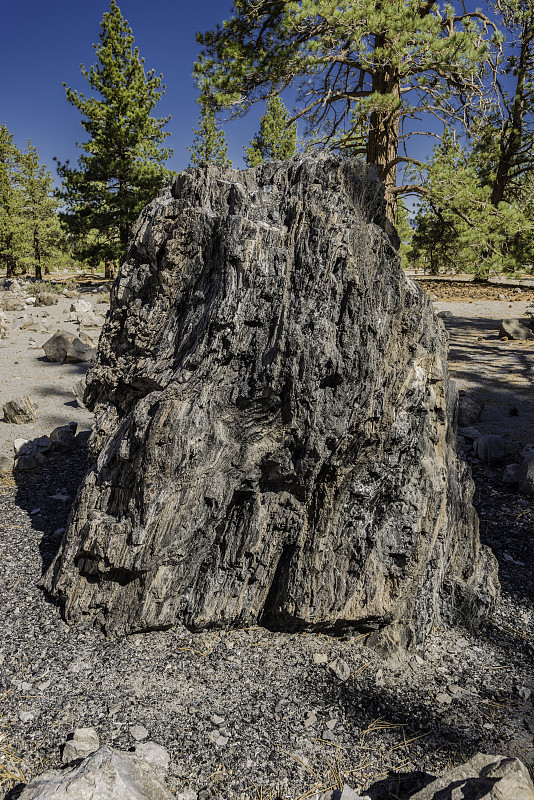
top-left (129, 724), bottom-right (149, 742)
top-left (328, 657), bottom-right (351, 681)
top-left (313, 653), bottom-right (328, 664)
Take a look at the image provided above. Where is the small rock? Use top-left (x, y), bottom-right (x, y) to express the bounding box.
top-left (458, 392), bottom-right (484, 427)
top-left (475, 434), bottom-right (505, 465)
top-left (499, 318), bottom-right (534, 340)
top-left (66, 337), bottom-right (96, 363)
top-left (129, 724), bottom-right (149, 742)
top-left (502, 464), bottom-right (521, 484)
top-left (0, 454), bottom-right (13, 473)
top-left (435, 692), bottom-right (453, 705)
top-left (303, 711), bottom-right (317, 729)
top-left (70, 299), bottom-right (93, 315)
top-left (73, 378), bottom-right (87, 408)
top-left (328, 658), bottom-right (351, 681)
top-left (35, 291), bottom-right (59, 306)
top-left (518, 457), bottom-right (534, 496)
top-left (19, 711), bottom-right (34, 723)
top-left (13, 437), bottom-right (29, 454)
top-left (134, 742), bottom-right (170, 781)
top-left (313, 653), bottom-right (328, 664)
top-left (14, 454), bottom-right (37, 471)
top-left (43, 330), bottom-right (77, 362)
top-left (437, 310), bottom-right (452, 318)
top-left (50, 422), bottom-right (77, 450)
top-left (3, 396), bottom-right (37, 424)
top-left (62, 727), bottom-right (100, 763)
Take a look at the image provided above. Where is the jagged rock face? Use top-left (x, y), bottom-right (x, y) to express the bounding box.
top-left (44, 156), bottom-right (499, 641)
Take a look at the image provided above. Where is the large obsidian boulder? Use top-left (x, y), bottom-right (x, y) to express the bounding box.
top-left (44, 156), bottom-right (499, 642)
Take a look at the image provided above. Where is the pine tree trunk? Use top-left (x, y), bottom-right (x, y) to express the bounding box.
top-left (366, 35), bottom-right (401, 226)
top-left (33, 228), bottom-right (42, 281)
top-left (105, 260), bottom-right (115, 280)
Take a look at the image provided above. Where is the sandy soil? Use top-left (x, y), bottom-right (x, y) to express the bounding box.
top-left (0, 286), bottom-right (108, 463)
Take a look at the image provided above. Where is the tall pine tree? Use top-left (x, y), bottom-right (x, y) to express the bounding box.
top-left (0, 124), bottom-right (24, 278)
top-left (56, 0), bottom-right (173, 278)
top-left (188, 99), bottom-right (231, 167)
top-left (19, 142), bottom-right (64, 280)
top-left (195, 0), bottom-right (501, 225)
top-left (244, 95), bottom-right (297, 167)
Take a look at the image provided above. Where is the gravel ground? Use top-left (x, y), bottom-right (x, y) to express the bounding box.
top-left (0, 279), bottom-right (533, 799)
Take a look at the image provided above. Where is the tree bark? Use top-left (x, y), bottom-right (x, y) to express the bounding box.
top-left (366, 37), bottom-right (401, 226)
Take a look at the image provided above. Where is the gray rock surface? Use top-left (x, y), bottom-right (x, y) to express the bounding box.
top-left (457, 392), bottom-right (484, 427)
top-left (61, 727), bottom-right (100, 763)
top-left (410, 752), bottom-right (534, 799)
top-left (474, 433), bottom-right (505, 465)
top-left (16, 745), bottom-right (175, 800)
top-left (45, 156), bottom-right (499, 641)
top-left (66, 337), bottom-right (96, 363)
top-left (3, 395), bottom-right (37, 424)
top-left (499, 318), bottom-right (534, 340)
top-left (43, 331), bottom-right (77, 362)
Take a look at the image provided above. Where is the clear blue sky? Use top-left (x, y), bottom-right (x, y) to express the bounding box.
top-left (1, 0), bottom-right (264, 179)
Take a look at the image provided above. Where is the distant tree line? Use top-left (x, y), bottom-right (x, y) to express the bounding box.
top-left (1, 1), bottom-right (533, 281)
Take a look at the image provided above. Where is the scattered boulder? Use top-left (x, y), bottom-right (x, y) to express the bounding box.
top-left (436, 310), bottom-right (452, 319)
top-left (70, 299), bottom-right (93, 315)
top-left (50, 422), bottom-right (77, 450)
top-left (518, 457), bottom-right (534, 496)
top-left (35, 291), bottom-right (59, 307)
top-left (1, 297), bottom-right (25, 312)
top-left (0, 310), bottom-right (10, 338)
top-left (502, 463), bottom-right (521, 484)
top-left (66, 337), bottom-right (96, 363)
top-left (45, 156), bottom-right (498, 642)
top-left (474, 434), bottom-right (505, 465)
top-left (410, 752), bottom-right (534, 800)
top-left (3, 396), bottom-right (37, 424)
top-left (73, 378), bottom-right (87, 408)
top-left (16, 745), bottom-right (175, 800)
top-left (0, 454), bottom-right (13, 474)
top-left (43, 331), bottom-right (77, 362)
top-left (62, 727), bottom-right (100, 763)
top-left (499, 318), bottom-right (534, 340)
top-left (133, 742), bottom-right (170, 782)
top-left (457, 392), bottom-right (484, 427)
top-left (77, 310), bottom-right (103, 329)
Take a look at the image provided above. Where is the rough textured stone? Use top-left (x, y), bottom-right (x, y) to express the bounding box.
top-left (457, 392), bottom-right (484, 427)
top-left (44, 156), bottom-right (498, 642)
top-left (66, 337), bottom-right (96, 363)
top-left (499, 318), bottom-right (534, 340)
top-left (518, 456), bottom-right (534, 496)
top-left (35, 291), bottom-right (59, 307)
top-left (0, 454), bottom-right (13, 474)
top-left (62, 727), bottom-right (100, 763)
top-left (3, 395), bottom-right (37, 424)
top-left (410, 752), bottom-right (534, 800)
top-left (43, 331), bottom-right (76, 362)
top-left (474, 434), bottom-right (505, 465)
top-left (16, 745), bottom-right (175, 800)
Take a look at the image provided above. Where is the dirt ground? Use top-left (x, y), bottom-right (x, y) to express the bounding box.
top-left (414, 278), bottom-right (534, 457)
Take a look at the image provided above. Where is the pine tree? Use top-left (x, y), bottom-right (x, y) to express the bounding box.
top-left (244, 95), bottom-right (297, 167)
top-left (19, 142), bottom-right (64, 280)
top-left (0, 124), bottom-right (24, 278)
top-left (411, 133), bottom-right (533, 278)
top-left (187, 100), bottom-right (231, 167)
top-left (56, 0), bottom-right (173, 278)
top-left (195, 1), bottom-right (501, 224)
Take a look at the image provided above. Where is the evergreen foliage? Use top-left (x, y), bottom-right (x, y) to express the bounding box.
top-left (244, 95), bottom-right (297, 167)
top-left (410, 133), bottom-right (533, 278)
top-left (56, 0), bottom-right (173, 277)
top-left (195, 0), bottom-right (501, 222)
top-left (188, 100), bottom-right (231, 167)
top-left (0, 126), bottom-right (64, 279)
top-left (0, 124), bottom-right (24, 278)
top-left (19, 142), bottom-right (64, 280)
